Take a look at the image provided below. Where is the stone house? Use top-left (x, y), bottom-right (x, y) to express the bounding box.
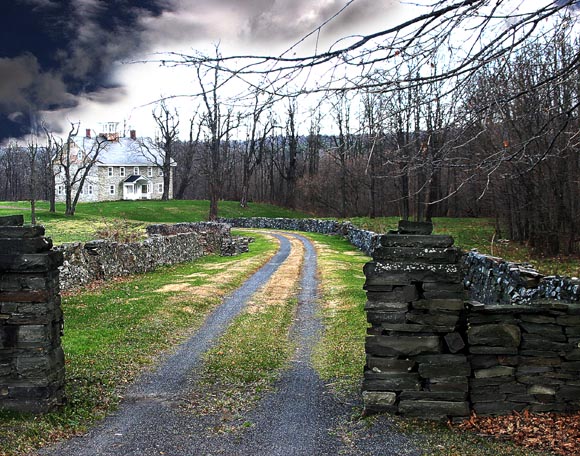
top-left (54, 123), bottom-right (176, 202)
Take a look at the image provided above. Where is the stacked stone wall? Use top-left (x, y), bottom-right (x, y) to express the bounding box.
top-left (219, 217), bottom-right (378, 255)
top-left (467, 301), bottom-right (580, 415)
top-left (57, 222), bottom-right (248, 291)
top-left (362, 222), bottom-right (580, 419)
top-left (362, 223), bottom-right (470, 420)
top-left (464, 250), bottom-right (580, 304)
top-left (0, 216), bottom-right (65, 413)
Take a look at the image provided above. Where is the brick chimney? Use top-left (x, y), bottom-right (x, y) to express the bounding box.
top-left (130, 129), bottom-right (136, 140)
top-left (86, 129), bottom-right (91, 138)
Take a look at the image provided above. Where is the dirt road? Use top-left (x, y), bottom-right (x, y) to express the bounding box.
top-left (38, 232), bottom-right (418, 456)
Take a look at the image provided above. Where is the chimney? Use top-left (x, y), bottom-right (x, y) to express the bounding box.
top-left (86, 129), bottom-right (91, 138)
top-left (130, 129), bottom-right (136, 140)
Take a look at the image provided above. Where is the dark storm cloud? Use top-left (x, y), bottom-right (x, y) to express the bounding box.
top-left (0, 0), bottom-right (172, 140)
top-left (242, 0), bottom-right (393, 43)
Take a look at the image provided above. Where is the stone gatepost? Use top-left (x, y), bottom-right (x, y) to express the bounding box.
top-left (362, 220), bottom-right (470, 420)
top-left (0, 215), bottom-right (65, 413)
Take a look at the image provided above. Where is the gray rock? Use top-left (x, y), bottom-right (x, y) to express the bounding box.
top-left (444, 332), bottom-right (465, 353)
top-left (366, 335), bottom-right (441, 356)
top-left (399, 400), bottom-right (469, 419)
top-left (467, 323), bottom-right (521, 347)
top-left (474, 366), bottom-right (515, 378)
top-left (398, 220), bottom-right (434, 235)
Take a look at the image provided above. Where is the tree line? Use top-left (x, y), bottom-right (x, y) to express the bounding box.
top-left (1, 10), bottom-right (579, 255)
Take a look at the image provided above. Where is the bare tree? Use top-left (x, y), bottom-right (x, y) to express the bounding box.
top-left (240, 91), bottom-right (273, 208)
top-left (194, 50), bottom-right (240, 220)
top-left (52, 122), bottom-right (109, 216)
top-left (139, 101), bottom-right (179, 200)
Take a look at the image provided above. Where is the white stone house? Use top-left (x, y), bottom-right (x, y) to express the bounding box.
top-left (54, 125), bottom-right (176, 202)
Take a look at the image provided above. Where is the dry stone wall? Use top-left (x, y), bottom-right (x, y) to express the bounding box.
top-left (464, 250), bottom-right (580, 304)
top-left (57, 222), bottom-right (248, 291)
top-left (362, 221), bottom-right (470, 420)
top-left (219, 217), bottom-right (378, 255)
top-left (0, 215), bottom-right (65, 413)
top-left (362, 221), bottom-right (580, 420)
top-left (466, 301), bottom-right (580, 415)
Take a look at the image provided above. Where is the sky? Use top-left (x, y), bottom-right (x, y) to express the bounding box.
top-left (0, 0), bottom-right (403, 143)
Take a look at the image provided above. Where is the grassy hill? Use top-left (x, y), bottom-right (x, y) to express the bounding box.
top-left (0, 200), bottom-right (311, 243)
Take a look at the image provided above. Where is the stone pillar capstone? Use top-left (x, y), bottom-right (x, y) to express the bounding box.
top-left (0, 215), bottom-right (65, 413)
top-left (362, 220), bottom-right (469, 420)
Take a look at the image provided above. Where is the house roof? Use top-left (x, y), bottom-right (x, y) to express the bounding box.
top-left (73, 136), bottom-right (176, 166)
top-left (124, 175), bottom-right (150, 183)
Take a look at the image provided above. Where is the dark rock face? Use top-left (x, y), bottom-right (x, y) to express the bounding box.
top-left (0, 216), bottom-right (65, 413)
top-left (463, 250), bottom-right (580, 304)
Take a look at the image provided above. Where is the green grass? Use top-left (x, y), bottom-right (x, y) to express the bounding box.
top-left (307, 233), bottom-right (370, 395)
top-left (349, 216), bottom-right (580, 277)
top-left (0, 200), bottom-right (310, 244)
top-left (0, 232), bottom-right (277, 456)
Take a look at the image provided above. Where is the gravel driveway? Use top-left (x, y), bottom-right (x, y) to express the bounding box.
top-left (37, 232), bottom-right (419, 456)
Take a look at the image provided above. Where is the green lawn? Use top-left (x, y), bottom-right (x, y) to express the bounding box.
top-left (0, 200), bottom-right (311, 244)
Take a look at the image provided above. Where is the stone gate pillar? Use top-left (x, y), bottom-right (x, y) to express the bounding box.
top-left (362, 220), bottom-right (469, 420)
top-left (0, 215), bottom-right (65, 413)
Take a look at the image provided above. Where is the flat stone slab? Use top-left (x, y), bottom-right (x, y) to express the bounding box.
top-left (366, 334), bottom-right (441, 357)
top-left (0, 215), bottom-right (24, 227)
top-left (398, 220), bottom-right (434, 235)
top-left (374, 234), bottom-right (454, 248)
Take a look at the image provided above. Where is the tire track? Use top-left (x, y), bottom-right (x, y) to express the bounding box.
top-left (38, 233), bottom-right (292, 456)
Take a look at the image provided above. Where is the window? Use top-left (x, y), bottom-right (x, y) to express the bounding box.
top-left (158, 168), bottom-right (163, 176)
top-left (120, 167), bottom-right (125, 177)
top-left (133, 167), bottom-right (139, 175)
top-left (88, 185), bottom-right (93, 195)
top-left (109, 185), bottom-right (115, 195)
top-left (147, 167), bottom-right (153, 177)
top-left (157, 183), bottom-right (163, 193)
top-left (108, 167), bottom-right (113, 177)
top-left (57, 185), bottom-right (63, 196)
top-left (126, 185), bottom-right (133, 194)
top-left (77, 151), bottom-right (83, 160)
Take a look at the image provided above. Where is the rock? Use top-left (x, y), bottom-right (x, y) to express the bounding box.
top-left (374, 234), bottom-right (454, 248)
top-left (528, 385), bottom-right (556, 395)
top-left (399, 391), bottom-right (467, 401)
top-left (366, 335), bottom-right (441, 357)
top-left (398, 220), bottom-right (434, 235)
top-left (366, 356), bottom-right (415, 373)
top-left (362, 391), bottom-right (398, 413)
top-left (372, 247), bottom-right (460, 264)
top-left (399, 400), bottom-right (470, 419)
top-left (0, 215), bottom-right (24, 226)
top-left (474, 366), bottom-right (515, 378)
top-left (467, 324), bottom-right (521, 347)
top-left (419, 363), bottom-right (471, 378)
top-left (363, 372), bottom-right (421, 391)
top-left (444, 332), bottom-right (465, 353)
top-left (412, 299), bottom-right (465, 311)
top-left (406, 312), bottom-right (460, 327)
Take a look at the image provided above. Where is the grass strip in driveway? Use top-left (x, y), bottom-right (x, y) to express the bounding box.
top-left (0, 232), bottom-right (276, 456)
top-left (188, 233), bottom-right (305, 430)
